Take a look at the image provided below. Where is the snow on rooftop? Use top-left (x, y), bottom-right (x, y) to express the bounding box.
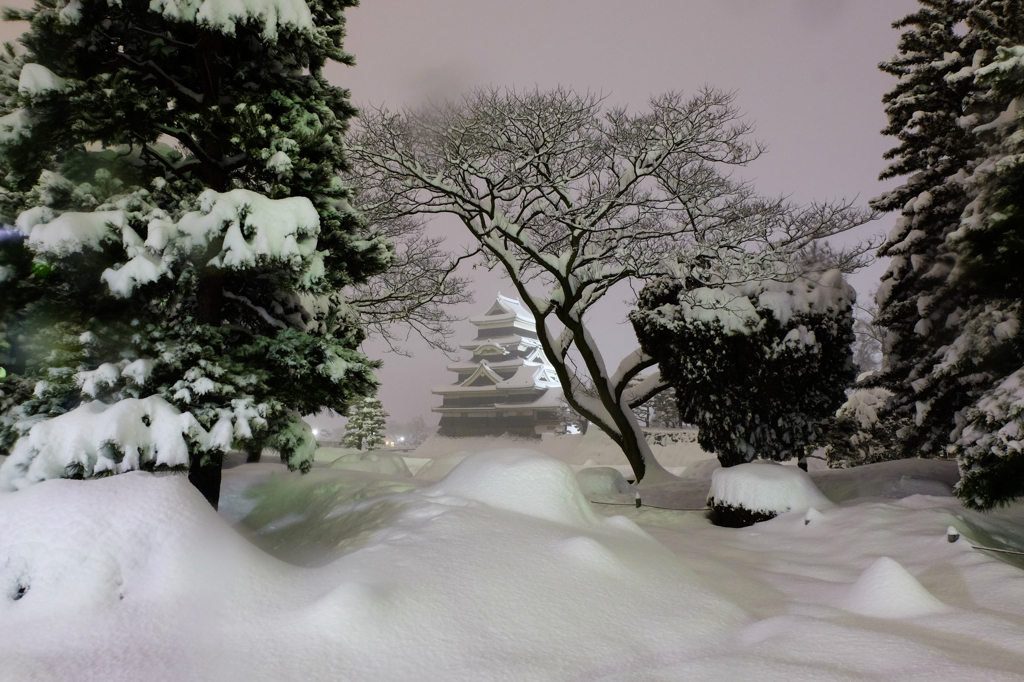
top-left (468, 294), bottom-right (536, 326)
top-left (495, 364), bottom-right (544, 389)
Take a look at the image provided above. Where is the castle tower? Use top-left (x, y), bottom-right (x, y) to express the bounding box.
top-left (432, 295), bottom-right (564, 437)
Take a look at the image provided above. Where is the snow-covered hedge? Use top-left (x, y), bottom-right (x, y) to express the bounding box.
top-left (631, 269), bottom-right (856, 466)
top-left (706, 461), bottom-right (832, 527)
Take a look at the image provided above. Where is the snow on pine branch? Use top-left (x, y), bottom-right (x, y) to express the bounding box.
top-left (0, 396), bottom-right (201, 490)
top-left (143, 0), bottom-right (313, 41)
top-left (18, 188), bottom-right (325, 297)
top-left (0, 393), bottom-right (292, 491)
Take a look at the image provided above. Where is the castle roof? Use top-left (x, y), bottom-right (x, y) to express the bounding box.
top-left (469, 294), bottom-right (536, 331)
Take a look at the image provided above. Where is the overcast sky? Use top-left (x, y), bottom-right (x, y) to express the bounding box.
top-left (1, 0), bottom-right (921, 428)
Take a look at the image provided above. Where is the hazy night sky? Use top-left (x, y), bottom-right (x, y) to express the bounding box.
top-left (0, 0), bottom-right (921, 428)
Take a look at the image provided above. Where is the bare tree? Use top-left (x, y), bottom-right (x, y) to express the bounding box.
top-left (348, 87), bottom-right (873, 483)
top-left (342, 186), bottom-right (477, 355)
top-left (852, 300), bottom-right (884, 373)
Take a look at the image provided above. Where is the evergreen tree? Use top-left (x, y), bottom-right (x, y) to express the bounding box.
top-left (870, 0), bottom-right (984, 460)
top-left (945, 42), bottom-right (1024, 507)
top-left (0, 0), bottom-right (390, 506)
top-left (647, 388), bottom-right (683, 429)
top-left (342, 397), bottom-right (387, 450)
top-left (631, 270), bottom-right (856, 467)
top-left (870, 0), bottom-right (1024, 464)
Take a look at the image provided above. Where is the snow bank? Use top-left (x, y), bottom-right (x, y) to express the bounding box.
top-left (811, 459), bottom-right (959, 503)
top-left (576, 466), bottom-right (635, 497)
top-left (413, 452), bottom-right (469, 480)
top-left (840, 557), bottom-right (948, 618)
top-left (412, 430), bottom-right (717, 469)
top-left (708, 461), bottom-right (833, 515)
top-left (0, 451), bottom-right (745, 681)
top-left (328, 451), bottom-right (411, 476)
top-left (426, 449), bottom-right (602, 527)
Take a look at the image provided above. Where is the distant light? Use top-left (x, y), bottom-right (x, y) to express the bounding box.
top-left (398, 436), bottom-right (405, 442)
top-left (313, 429), bottom-right (319, 436)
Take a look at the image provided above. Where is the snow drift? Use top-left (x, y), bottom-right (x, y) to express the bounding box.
top-left (0, 449), bottom-right (745, 682)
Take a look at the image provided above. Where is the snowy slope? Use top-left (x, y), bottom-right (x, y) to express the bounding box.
top-left (1, 448), bottom-right (1023, 681)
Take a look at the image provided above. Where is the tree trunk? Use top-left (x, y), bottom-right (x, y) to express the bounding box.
top-left (246, 448), bottom-right (262, 463)
top-left (189, 453), bottom-right (222, 510)
top-left (191, 271), bottom-right (225, 507)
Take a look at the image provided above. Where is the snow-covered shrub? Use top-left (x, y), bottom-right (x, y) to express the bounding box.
top-left (823, 383), bottom-right (900, 467)
top-left (0, 396), bottom-right (201, 489)
top-left (0, 0), bottom-right (390, 503)
top-left (426, 450), bottom-right (602, 527)
top-left (706, 461), bottom-right (832, 527)
top-left (575, 467), bottom-right (635, 497)
top-left (631, 269), bottom-right (856, 467)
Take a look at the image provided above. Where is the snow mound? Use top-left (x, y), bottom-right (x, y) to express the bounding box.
top-left (413, 452), bottom-right (469, 480)
top-left (328, 452), bottom-right (411, 477)
top-left (841, 557), bottom-right (948, 618)
top-left (708, 461), bottom-right (833, 514)
top-left (0, 473), bottom-right (275, 617)
top-left (576, 466), bottom-right (635, 496)
top-left (426, 449), bottom-right (601, 527)
top-left (0, 451), bottom-right (746, 681)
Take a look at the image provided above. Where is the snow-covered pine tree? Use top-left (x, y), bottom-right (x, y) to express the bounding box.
top-left (869, 1), bottom-right (1024, 466)
top-left (630, 269), bottom-right (856, 467)
top-left (341, 397), bottom-right (387, 450)
top-left (944, 39), bottom-right (1024, 508)
top-left (646, 388), bottom-right (682, 429)
top-left (869, 0), bottom-right (985, 460)
top-left (0, 0), bottom-right (390, 507)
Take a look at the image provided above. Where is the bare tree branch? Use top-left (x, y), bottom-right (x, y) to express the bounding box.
top-left (347, 87), bottom-right (876, 482)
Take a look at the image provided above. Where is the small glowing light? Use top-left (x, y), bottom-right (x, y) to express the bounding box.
top-left (312, 429), bottom-right (319, 436)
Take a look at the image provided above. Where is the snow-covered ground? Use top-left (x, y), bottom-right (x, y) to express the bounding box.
top-left (1, 444), bottom-right (1023, 682)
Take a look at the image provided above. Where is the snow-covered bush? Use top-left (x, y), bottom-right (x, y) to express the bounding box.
top-left (0, 0), bottom-right (390, 504)
top-left (823, 383), bottom-right (900, 468)
top-left (706, 461), bottom-right (832, 527)
top-left (575, 467), bottom-right (635, 497)
top-left (631, 268), bottom-right (856, 467)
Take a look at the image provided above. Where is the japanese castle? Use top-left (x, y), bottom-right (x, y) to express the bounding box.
top-left (433, 294), bottom-right (564, 437)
